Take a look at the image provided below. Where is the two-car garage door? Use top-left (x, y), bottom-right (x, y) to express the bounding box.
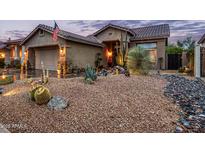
top-left (35, 47), bottom-right (58, 70)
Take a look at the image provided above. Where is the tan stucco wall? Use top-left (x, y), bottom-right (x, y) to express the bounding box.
top-left (23, 29), bottom-right (67, 48)
top-left (95, 27), bottom-right (131, 43)
top-left (130, 39), bottom-right (167, 69)
top-left (157, 39), bottom-right (166, 69)
top-left (23, 29), bottom-right (105, 69)
top-left (67, 41), bottom-right (104, 68)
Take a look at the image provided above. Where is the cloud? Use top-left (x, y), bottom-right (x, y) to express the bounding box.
top-left (0, 20), bottom-right (205, 43)
top-left (1, 30), bottom-right (30, 41)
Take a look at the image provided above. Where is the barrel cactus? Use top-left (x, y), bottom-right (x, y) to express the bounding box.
top-left (29, 85), bottom-right (43, 101)
top-left (84, 65), bottom-right (97, 81)
top-left (34, 86), bottom-right (52, 105)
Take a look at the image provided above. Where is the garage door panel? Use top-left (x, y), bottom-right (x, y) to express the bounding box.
top-left (35, 48), bottom-right (58, 70)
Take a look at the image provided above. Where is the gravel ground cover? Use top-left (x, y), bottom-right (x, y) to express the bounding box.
top-left (0, 75), bottom-right (179, 133)
top-left (163, 75), bottom-right (205, 132)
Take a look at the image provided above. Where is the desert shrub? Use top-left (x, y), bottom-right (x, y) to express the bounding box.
top-left (127, 46), bottom-right (152, 75)
top-left (0, 75), bottom-right (14, 85)
top-left (178, 67), bottom-right (185, 73)
top-left (184, 67), bottom-right (193, 75)
top-left (95, 53), bottom-right (102, 69)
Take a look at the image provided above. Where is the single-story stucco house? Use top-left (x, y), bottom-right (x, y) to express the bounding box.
top-left (0, 38), bottom-right (23, 66)
top-left (1, 23), bottom-right (170, 71)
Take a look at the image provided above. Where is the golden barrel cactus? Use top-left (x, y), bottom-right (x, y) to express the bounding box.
top-left (34, 86), bottom-right (51, 105)
top-left (29, 85), bottom-right (43, 101)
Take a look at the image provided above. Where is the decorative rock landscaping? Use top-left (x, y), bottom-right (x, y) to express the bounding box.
top-left (0, 75), bottom-right (178, 133)
top-left (0, 87), bottom-right (3, 94)
top-left (162, 75), bottom-right (205, 132)
top-left (47, 96), bottom-right (69, 110)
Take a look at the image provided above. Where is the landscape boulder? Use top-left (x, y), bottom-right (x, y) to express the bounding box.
top-left (47, 96), bottom-right (69, 110)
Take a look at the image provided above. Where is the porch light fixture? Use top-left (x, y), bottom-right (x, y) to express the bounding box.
top-left (0, 53), bottom-right (5, 58)
top-left (107, 49), bottom-right (112, 58)
top-left (60, 48), bottom-right (64, 54)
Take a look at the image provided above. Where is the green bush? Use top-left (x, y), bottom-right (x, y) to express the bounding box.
top-left (0, 75), bottom-right (14, 85)
top-left (127, 46), bottom-right (152, 75)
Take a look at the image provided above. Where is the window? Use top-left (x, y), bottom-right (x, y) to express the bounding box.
top-left (136, 43), bottom-right (157, 49)
top-left (108, 32), bottom-right (112, 36)
top-left (39, 29), bottom-right (44, 36)
top-left (136, 43), bottom-right (157, 63)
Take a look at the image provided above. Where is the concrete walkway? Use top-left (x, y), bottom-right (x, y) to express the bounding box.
top-left (0, 124), bottom-right (10, 133)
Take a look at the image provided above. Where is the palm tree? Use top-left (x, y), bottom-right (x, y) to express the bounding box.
top-left (177, 37), bottom-right (195, 54)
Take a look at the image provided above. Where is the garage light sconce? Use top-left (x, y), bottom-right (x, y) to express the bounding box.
top-left (59, 47), bottom-right (65, 57)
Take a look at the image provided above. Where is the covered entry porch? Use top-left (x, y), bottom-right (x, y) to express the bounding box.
top-left (103, 40), bottom-right (128, 67)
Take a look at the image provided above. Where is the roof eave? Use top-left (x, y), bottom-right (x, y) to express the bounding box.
top-left (92, 24), bottom-right (135, 36)
top-left (21, 25), bottom-right (103, 48)
top-left (198, 35), bottom-right (205, 44)
top-left (130, 35), bottom-right (170, 41)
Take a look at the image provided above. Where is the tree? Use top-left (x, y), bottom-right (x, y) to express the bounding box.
top-left (177, 37), bottom-right (195, 54)
top-left (166, 44), bottom-right (183, 54)
top-left (177, 37), bottom-right (196, 71)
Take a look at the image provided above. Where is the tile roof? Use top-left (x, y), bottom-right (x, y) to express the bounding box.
top-left (198, 33), bottom-right (205, 44)
top-left (130, 24), bottom-right (170, 41)
top-left (19, 23), bottom-right (170, 47)
top-left (92, 23), bottom-right (135, 36)
top-left (6, 38), bottom-right (24, 45)
top-left (21, 24), bottom-right (103, 47)
top-left (91, 23), bottom-right (170, 41)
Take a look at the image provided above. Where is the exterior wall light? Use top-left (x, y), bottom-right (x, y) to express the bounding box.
top-left (0, 53), bottom-right (5, 58)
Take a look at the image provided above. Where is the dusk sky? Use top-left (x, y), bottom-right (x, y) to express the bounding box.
top-left (0, 20), bottom-right (205, 43)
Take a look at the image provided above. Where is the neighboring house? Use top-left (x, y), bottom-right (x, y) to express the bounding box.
top-left (0, 38), bottom-right (23, 65)
top-left (1, 23), bottom-right (170, 71)
top-left (0, 41), bottom-right (7, 60)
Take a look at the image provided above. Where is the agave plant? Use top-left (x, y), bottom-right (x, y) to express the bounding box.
top-left (84, 64), bottom-right (97, 82)
top-left (127, 46), bottom-right (152, 75)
